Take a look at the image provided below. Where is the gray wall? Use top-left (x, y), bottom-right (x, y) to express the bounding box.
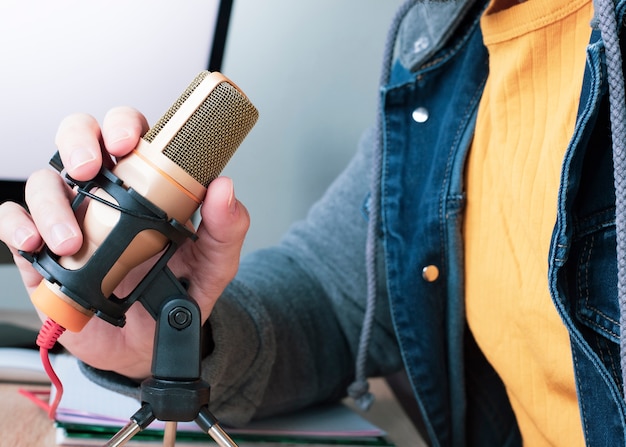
top-left (0, 0), bottom-right (402, 310)
top-left (220, 0), bottom-right (401, 254)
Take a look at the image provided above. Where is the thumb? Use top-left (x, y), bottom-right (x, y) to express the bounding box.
top-left (171, 176), bottom-right (250, 319)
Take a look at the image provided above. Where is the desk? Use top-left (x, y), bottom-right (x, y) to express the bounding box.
top-left (0, 312), bottom-right (426, 446)
top-left (0, 383), bottom-right (56, 446)
top-left (343, 379), bottom-right (427, 447)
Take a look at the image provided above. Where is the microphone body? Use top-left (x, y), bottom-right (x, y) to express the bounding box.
top-left (28, 71), bottom-right (258, 332)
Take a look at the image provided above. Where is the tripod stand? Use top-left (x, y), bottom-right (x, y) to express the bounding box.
top-left (105, 291), bottom-right (238, 447)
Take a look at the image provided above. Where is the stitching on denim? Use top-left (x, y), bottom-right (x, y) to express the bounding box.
top-left (596, 335), bottom-right (608, 376)
top-left (583, 238), bottom-right (619, 326)
top-left (579, 235), bottom-right (592, 316)
top-left (581, 312), bottom-right (620, 337)
top-left (571, 348), bottom-right (591, 440)
top-left (578, 234), bottom-right (620, 338)
top-left (554, 243), bottom-right (568, 263)
top-left (551, 42), bottom-right (602, 268)
top-left (593, 333), bottom-right (621, 389)
top-left (601, 335), bottom-right (621, 387)
top-left (439, 72), bottom-right (487, 263)
top-left (572, 325), bottom-right (626, 441)
top-left (572, 207), bottom-right (616, 241)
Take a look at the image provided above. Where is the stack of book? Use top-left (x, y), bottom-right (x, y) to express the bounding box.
top-left (6, 349), bottom-right (393, 446)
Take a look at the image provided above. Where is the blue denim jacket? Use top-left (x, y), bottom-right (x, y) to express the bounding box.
top-left (381, 0), bottom-right (626, 445)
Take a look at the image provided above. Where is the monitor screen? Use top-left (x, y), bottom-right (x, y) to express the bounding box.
top-left (0, 0), bottom-right (232, 187)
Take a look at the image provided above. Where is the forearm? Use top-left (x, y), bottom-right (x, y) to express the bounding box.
top-left (204, 252), bottom-right (353, 425)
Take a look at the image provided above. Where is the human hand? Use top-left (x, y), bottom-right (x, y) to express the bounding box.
top-left (0, 106), bottom-right (250, 379)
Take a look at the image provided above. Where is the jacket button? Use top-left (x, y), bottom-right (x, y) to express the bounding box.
top-left (412, 107), bottom-right (429, 123)
top-left (422, 265), bottom-right (439, 282)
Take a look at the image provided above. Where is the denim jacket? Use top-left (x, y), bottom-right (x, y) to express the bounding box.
top-left (382, 0), bottom-right (626, 445)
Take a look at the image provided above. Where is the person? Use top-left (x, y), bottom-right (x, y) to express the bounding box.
top-left (1, 0), bottom-right (625, 445)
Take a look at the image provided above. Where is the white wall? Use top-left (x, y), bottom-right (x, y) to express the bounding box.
top-left (0, 0), bottom-right (402, 310)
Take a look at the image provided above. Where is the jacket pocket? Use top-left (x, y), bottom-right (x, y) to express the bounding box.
top-left (568, 209), bottom-right (621, 386)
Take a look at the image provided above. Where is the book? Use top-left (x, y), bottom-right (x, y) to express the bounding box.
top-left (0, 347), bottom-right (49, 384)
top-left (49, 354), bottom-right (393, 446)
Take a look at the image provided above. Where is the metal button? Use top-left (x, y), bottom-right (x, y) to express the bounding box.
top-left (422, 265), bottom-right (439, 282)
top-left (412, 107), bottom-right (429, 123)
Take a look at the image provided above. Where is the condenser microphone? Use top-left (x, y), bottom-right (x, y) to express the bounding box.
top-left (27, 71), bottom-right (258, 332)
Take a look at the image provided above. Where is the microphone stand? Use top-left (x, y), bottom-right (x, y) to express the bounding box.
top-left (21, 158), bottom-right (241, 447)
top-left (103, 267), bottom-right (239, 447)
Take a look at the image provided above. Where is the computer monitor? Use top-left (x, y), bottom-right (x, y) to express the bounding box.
top-left (0, 0), bottom-right (233, 201)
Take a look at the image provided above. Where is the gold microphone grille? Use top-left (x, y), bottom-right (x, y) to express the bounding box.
top-left (143, 72), bottom-right (259, 187)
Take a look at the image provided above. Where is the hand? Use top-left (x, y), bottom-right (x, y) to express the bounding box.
top-left (0, 107), bottom-right (250, 379)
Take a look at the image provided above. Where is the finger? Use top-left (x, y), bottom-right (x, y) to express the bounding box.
top-left (0, 201), bottom-right (46, 293)
top-left (199, 177), bottom-right (250, 248)
top-left (24, 169), bottom-right (83, 256)
top-left (172, 177), bottom-right (250, 319)
top-left (101, 106), bottom-right (149, 158)
top-left (55, 113), bottom-right (104, 181)
top-left (0, 201), bottom-right (41, 253)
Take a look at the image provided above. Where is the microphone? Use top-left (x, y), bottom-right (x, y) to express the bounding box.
top-left (27, 71), bottom-right (258, 333)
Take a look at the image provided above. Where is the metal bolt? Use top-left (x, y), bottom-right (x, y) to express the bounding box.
top-left (168, 307), bottom-right (192, 330)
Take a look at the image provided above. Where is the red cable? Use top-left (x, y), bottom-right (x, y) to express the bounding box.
top-left (36, 317), bottom-right (66, 419)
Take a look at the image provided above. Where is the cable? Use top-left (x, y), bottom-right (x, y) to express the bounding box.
top-left (36, 317), bottom-right (66, 419)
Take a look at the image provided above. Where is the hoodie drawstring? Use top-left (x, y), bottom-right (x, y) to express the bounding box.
top-left (348, 0), bottom-right (420, 411)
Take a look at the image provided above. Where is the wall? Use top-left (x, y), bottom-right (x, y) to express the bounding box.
top-left (220, 0), bottom-right (402, 254)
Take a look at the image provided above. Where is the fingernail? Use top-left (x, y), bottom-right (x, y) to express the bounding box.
top-left (13, 226), bottom-right (35, 248)
top-left (227, 182), bottom-right (237, 215)
top-left (108, 128), bottom-right (131, 145)
top-left (69, 148), bottom-right (96, 170)
top-left (50, 223), bottom-right (77, 248)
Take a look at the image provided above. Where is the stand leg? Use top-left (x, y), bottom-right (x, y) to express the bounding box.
top-left (103, 421), bottom-right (142, 447)
top-left (104, 404), bottom-right (156, 447)
top-left (195, 407), bottom-right (239, 447)
top-left (163, 421), bottom-right (177, 447)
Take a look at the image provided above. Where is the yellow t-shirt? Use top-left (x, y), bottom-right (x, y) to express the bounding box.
top-left (464, 0), bottom-right (593, 445)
